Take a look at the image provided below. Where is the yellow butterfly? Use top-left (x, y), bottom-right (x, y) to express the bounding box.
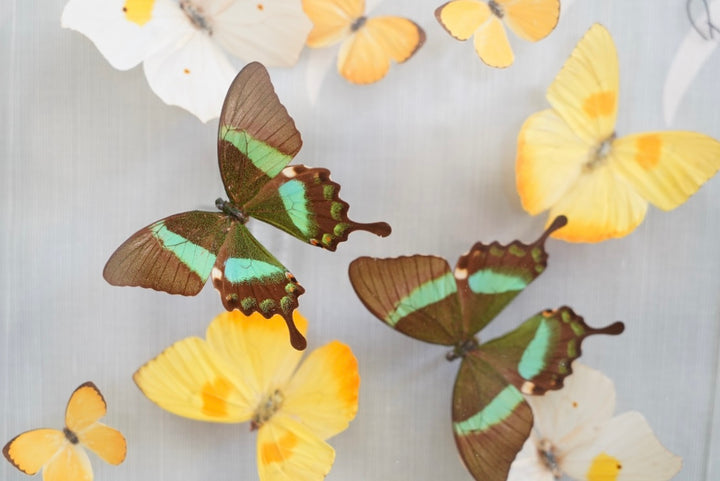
top-left (435, 0), bottom-right (559, 68)
top-left (516, 23), bottom-right (720, 242)
top-left (134, 310), bottom-right (359, 481)
top-left (3, 382), bottom-right (127, 481)
top-left (302, 0), bottom-right (426, 84)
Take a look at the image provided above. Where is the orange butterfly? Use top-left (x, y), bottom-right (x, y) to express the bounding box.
top-left (435, 0), bottom-right (559, 67)
top-left (3, 382), bottom-right (126, 481)
top-left (303, 0), bottom-right (425, 84)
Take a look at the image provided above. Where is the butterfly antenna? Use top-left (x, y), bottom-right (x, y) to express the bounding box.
top-left (536, 215), bottom-right (568, 245)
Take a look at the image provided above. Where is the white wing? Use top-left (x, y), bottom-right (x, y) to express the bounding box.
top-left (211, 0), bottom-right (312, 66)
top-left (61, 0), bottom-right (177, 70)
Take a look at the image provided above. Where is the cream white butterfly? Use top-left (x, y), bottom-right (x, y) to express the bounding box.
top-left (507, 362), bottom-right (682, 481)
top-left (61, 0), bottom-right (312, 122)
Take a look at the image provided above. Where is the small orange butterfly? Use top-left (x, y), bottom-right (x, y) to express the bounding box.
top-left (3, 382), bottom-right (126, 481)
top-left (302, 0), bottom-right (425, 84)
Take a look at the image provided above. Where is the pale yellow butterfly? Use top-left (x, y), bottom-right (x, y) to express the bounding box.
top-left (3, 382), bottom-right (127, 481)
top-left (516, 23), bottom-right (720, 242)
top-left (134, 310), bottom-right (359, 481)
top-left (507, 362), bottom-right (682, 481)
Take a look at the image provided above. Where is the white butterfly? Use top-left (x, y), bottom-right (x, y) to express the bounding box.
top-left (62, 0), bottom-right (312, 122)
top-left (507, 362), bottom-right (682, 481)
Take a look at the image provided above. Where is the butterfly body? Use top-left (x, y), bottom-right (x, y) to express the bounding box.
top-left (105, 63), bottom-right (391, 350)
top-left (349, 217), bottom-right (625, 481)
top-left (516, 24), bottom-right (720, 242)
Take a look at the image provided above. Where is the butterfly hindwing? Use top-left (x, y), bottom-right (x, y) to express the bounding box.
top-left (452, 353), bottom-right (533, 481)
top-left (349, 255), bottom-right (463, 345)
top-left (218, 62), bottom-right (303, 206)
top-left (497, 0), bottom-right (560, 42)
top-left (212, 223), bottom-right (307, 350)
top-left (454, 216), bottom-right (567, 336)
top-left (104, 211), bottom-right (230, 295)
top-left (246, 165), bottom-right (391, 250)
top-left (478, 307), bottom-right (625, 395)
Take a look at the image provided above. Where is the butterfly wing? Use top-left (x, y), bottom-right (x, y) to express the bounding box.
top-left (496, 0), bottom-right (559, 42)
top-left (211, 223), bottom-right (307, 350)
top-left (452, 353), bottom-right (533, 481)
top-left (283, 340), bottom-right (359, 440)
top-left (66, 382), bottom-right (126, 466)
top-left (478, 307), bottom-right (624, 395)
top-left (104, 211), bottom-right (231, 296)
top-left (209, 0), bottom-right (312, 67)
top-left (337, 15), bottom-right (426, 84)
top-left (245, 165), bottom-right (391, 250)
top-left (134, 337), bottom-right (256, 423)
top-left (561, 412), bottom-right (682, 481)
top-left (303, 0), bottom-right (364, 47)
top-left (546, 23), bottom-right (619, 145)
top-left (60, 0), bottom-right (172, 70)
top-left (454, 216), bottom-right (566, 336)
top-left (218, 62), bottom-right (302, 207)
top-left (435, 1), bottom-right (514, 68)
top-left (3, 429), bottom-right (67, 475)
top-left (349, 255), bottom-right (464, 345)
top-left (257, 414), bottom-right (336, 481)
top-left (610, 132), bottom-right (720, 211)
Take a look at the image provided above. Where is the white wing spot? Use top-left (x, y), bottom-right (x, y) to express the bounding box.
top-left (521, 381), bottom-right (535, 394)
top-left (454, 267), bottom-right (468, 280)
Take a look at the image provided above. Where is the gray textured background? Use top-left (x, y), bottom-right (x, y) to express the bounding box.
top-left (2, 1), bottom-right (719, 480)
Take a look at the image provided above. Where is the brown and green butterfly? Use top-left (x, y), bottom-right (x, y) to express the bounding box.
top-left (348, 216), bottom-right (624, 481)
top-left (104, 62), bottom-right (391, 351)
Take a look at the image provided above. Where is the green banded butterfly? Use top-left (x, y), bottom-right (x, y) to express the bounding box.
top-left (348, 216), bottom-right (624, 481)
top-left (104, 62), bottom-right (391, 351)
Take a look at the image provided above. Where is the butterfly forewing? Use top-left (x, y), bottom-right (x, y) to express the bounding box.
top-left (546, 23), bottom-right (619, 145)
top-left (499, 0), bottom-right (559, 42)
top-left (478, 307), bottom-right (625, 395)
top-left (303, 0), bottom-right (364, 47)
top-left (103, 211), bottom-right (231, 295)
top-left (246, 165), bottom-right (391, 250)
top-left (454, 216), bottom-right (567, 336)
top-left (218, 62), bottom-right (302, 206)
top-left (452, 353), bottom-right (533, 481)
top-left (348, 255), bottom-right (463, 345)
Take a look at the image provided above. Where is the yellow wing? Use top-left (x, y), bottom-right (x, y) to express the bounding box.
top-left (436, 0), bottom-right (514, 68)
top-left (611, 132), bottom-right (720, 211)
top-left (134, 336), bottom-right (255, 422)
top-left (546, 23), bottom-right (619, 145)
top-left (283, 341), bottom-right (359, 440)
top-left (497, 0), bottom-right (559, 42)
top-left (337, 16), bottom-right (425, 84)
top-left (256, 414), bottom-right (335, 481)
top-left (303, 0), bottom-right (365, 47)
top-left (66, 382), bottom-right (126, 466)
top-left (206, 311), bottom-right (307, 398)
top-left (3, 429), bottom-right (66, 475)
